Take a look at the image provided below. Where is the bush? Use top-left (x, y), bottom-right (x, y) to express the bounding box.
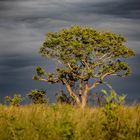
top-left (93, 83), bottom-right (126, 108)
top-left (101, 89), bottom-right (126, 109)
top-left (27, 89), bottom-right (47, 104)
top-left (4, 94), bottom-right (22, 106)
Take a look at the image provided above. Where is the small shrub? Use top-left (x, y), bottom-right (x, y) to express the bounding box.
top-left (4, 94), bottom-right (22, 106)
top-left (101, 86), bottom-right (129, 140)
top-left (101, 89), bottom-right (126, 109)
top-left (27, 89), bottom-right (47, 104)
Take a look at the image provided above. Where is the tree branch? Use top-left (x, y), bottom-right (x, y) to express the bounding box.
top-left (89, 81), bottom-right (101, 91)
top-left (89, 72), bottom-right (113, 91)
top-left (84, 81), bottom-right (89, 95)
top-left (37, 77), bottom-right (59, 83)
top-left (79, 79), bottom-right (83, 96)
top-left (82, 60), bottom-right (90, 70)
top-left (92, 53), bottom-right (113, 68)
top-left (63, 79), bottom-right (81, 105)
top-left (67, 63), bottom-right (86, 80)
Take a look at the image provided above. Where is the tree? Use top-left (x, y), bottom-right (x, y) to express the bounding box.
top-left (33, 25), bottom-right (135, 108)
top-left (27, 89), bottom-right (47, 104)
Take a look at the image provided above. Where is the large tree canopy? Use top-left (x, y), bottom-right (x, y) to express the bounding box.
top-left (33, 26), bottom-right (135, 108)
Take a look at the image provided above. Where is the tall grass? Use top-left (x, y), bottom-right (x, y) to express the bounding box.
top-left (0, 104), bottom-right (140, 140)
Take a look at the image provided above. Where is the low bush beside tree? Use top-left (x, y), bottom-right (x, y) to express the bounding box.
top-left (27, 89), bottom-right (47, 104)
top-left (5, 94), bottom-right (22, 106)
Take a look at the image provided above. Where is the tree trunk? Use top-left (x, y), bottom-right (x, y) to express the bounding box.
top-left (81, 95), bottom-right (88, 109)
top-left (64, 80), bottom-right (90, 109)
top-left (81, 86), bottom-right (89, 109)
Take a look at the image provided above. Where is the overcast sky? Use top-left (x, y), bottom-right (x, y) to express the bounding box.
top-left (0, 0), bottom-right (140, 103)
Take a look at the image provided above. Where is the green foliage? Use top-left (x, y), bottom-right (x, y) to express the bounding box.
top-left (56, 120), bottom-right (74, 140)
top-left (40, 26), bottom-right (134, 76)
top-left (36, 66), bottom-right (45, 76)
top-left (33, 66), bottom-right (45, 80)
top-left (0, 104), bottom-right (140, 140)
top-left (101, 89), bottom-right (126, 109)
top-left (101, 85), bottom-right (128, 140)
top-left (27, 89), bottom-right (47, 104)
top-left (5, 94), bottom-right (22, 107)
top-left (35, 25), bottom-right (134, 83)
top-left (41, 26), bottom-right (134, 59)
top-left (102, 102), bottom-right (134, 140)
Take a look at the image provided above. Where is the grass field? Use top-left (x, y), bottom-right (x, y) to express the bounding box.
top-left (0, 104), bottom-right (140, 140)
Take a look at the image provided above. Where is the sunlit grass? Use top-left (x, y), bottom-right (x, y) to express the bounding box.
top-left (0, 104), bottom-right (140, 140)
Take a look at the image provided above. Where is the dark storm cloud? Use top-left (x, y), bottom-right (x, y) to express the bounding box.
top-left (0, 0), bottom-right (140, 102)
top-left (0, 0), bottom-right (139, 42)
top-left (103, 0), bottom-right (140, 19)
top-left (0, 0), bottom-right (139, 20)
top-left (73, 0), bottom-right (140, 19)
